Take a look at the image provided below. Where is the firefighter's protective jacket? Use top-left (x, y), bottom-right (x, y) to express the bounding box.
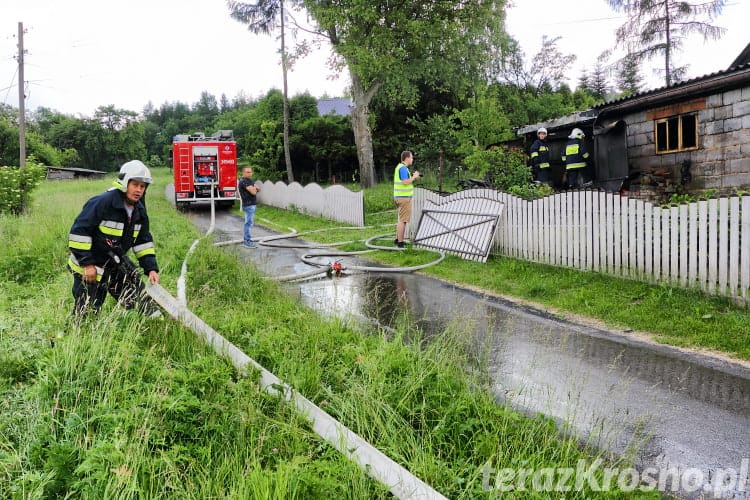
top-left (562, 138), bottom-right (589, 170)
top-left (529, 139), bottom-right (550, 169)
top-left (68, 189), bottom-right (158, 280)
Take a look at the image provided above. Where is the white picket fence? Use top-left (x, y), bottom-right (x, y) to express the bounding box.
top-left (413, 188), bottom-right (750, 304)
top-left (256, 180), bottom-right (364, 226)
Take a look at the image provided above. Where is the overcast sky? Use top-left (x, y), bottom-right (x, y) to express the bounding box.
top-left (2, 0), bottom-right (748, 117)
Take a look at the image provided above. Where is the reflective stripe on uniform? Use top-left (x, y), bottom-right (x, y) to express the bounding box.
top-left (564, 143), bottom-right (588, 170)
top-left (99, 220), bottom-right (124, 236)
top-left (68, 233), bottom-right (92, 250)
top-left (539, 163), bottom-right (550, 169)
top-left (68, 254), bottom-right (104, 281)
top-left (132, 242), bottom-right (155, 259)
top-left (566, 162), bottom-right (587, 170)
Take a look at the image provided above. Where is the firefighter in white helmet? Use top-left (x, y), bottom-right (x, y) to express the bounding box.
top-left (67, 160), bottom-right (161, 317)
top-left (562, 128), bottom-right (589, 188)
top-left (530, 128), bottom-right (551, 185)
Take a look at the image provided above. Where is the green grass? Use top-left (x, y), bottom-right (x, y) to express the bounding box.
top-left (249, 181), bottom-right (750, 361)
top-left (0, 168), bottom-right (656, 498)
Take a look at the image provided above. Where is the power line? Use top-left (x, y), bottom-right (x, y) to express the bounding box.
top-left (3, 65), bottom-right (17, 106)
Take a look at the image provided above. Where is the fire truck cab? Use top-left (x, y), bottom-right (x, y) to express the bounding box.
top-left (172, 130), bottom-right (237, 209)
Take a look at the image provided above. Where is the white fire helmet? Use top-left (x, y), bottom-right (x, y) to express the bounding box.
top-left (569, 128), bottom-right (585, 139)
top-left (117, 160), bottom-right (152, 192)
top-left (537, 127), bottom-right (547, 135)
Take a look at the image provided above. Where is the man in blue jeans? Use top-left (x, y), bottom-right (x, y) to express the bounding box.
top-left (238, 167), bottom-right (260, 248)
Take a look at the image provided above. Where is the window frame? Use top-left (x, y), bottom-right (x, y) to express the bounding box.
top-left (654, 112), bottom-right (699, 154)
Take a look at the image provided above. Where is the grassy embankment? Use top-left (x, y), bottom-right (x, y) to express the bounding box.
top-left (0, 169), bottom-right (648, 498)
top-left (252, 176), bottom-right (750, 361)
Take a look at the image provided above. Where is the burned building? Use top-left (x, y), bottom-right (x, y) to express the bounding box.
top-left (517, 44), bottom-right (750, 202)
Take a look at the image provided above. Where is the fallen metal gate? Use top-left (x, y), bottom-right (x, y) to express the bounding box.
top-left (413, 196), bottom-right (504, 262)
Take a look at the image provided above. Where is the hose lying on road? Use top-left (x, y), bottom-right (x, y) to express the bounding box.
top-left (217, 222), bottom-right (446, 282)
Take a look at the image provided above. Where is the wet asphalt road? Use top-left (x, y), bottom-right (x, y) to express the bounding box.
top-left (180, 201), bottom-right (750, 498)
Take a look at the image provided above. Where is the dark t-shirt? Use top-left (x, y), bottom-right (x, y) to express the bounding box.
top-left (238, 177), bottom-right (257, 206)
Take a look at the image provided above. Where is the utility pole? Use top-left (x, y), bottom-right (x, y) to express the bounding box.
top-left (17, 22), bottom-right (26, 168)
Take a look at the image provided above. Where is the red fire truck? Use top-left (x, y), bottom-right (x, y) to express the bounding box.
top-left (172, 130), bottom-right (238, 209)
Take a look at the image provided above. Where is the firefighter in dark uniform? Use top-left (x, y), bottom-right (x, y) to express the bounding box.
top-left (67, 160), bottom-right (161, 317)
top-left (530, 127), bottom-right (551, 185)
top-left (562, 128), bottom-right (589, 188)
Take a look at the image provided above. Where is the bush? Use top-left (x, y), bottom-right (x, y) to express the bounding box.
top-left (463, 146), bottom-right (543, 197)
top-left (508, 182), bottom-right (555, 200)
top-left (0, 157), bottom-right (47, 215)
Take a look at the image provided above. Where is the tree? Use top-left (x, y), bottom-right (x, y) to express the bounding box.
top-left (587, 51), bottom-right (612, 102)
top-left (577, 69), bottom-right (592, 95)
top-left (496, 36), bottom-right (577, 95)
top-left (232, 89), bottom-right (285, 178)
top-left (615, 52), bottom-right (644, 96)
top-left (608, 0), bottom-right (726, 86)
top-left (297, 115), bottom-right (355, 183)
top-left (193, 91), bottom-right (220, 130)
top-left (451, 89), bottom-right (512, 154)
top-left (303, 0), bottom-right (508, 188)
top-left (228, 0), bottom-right (295, 184)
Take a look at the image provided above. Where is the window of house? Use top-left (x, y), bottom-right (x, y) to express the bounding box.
top-left (655, 113), bottom-right (698, 153)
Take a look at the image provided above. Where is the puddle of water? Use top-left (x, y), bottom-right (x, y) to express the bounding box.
top-left (295, 272), bottom-right (750, 496)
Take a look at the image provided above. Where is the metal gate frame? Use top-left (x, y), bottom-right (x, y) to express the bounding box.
top-left (413, 197), bottom-right (504, 262)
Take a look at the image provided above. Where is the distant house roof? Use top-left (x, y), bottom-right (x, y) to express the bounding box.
top-left (317, 98), bottom-right (353, 117)
top-left (46, 166), bottom-right (107, 180)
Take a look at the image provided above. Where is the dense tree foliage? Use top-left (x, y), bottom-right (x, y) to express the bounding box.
top-left (301, 0), bottom-right (509, 188)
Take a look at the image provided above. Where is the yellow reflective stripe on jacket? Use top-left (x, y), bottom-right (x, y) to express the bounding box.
top-left (393, 163), bottom-right (413, 197)
top-left (133, 223), bottom-right (142, 239)
top-left (564, 143), bottom-right (588, 170)
top-left (539, 163), bottom-right (550, 169)
top-left (530, 151), bottom-right (539, 159)
top-left (99, 220), bottom-right (124, 236)
top-left (566, 162), bottom-right (587, 170)
top-left (132, 242), bottom-right (155, 259)
top-left (67, 255), bottom-right (103, 282)
top-left (68, 233), bottom-right (92, 250)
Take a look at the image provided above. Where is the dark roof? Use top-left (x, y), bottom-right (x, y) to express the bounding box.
top-left (594, 62), bottom-right (750, 116)
top-left (46, 166), bottom-right (106, 174)
top-left (730, 42), bottom-right (750, 69)
top-left (516, 109), bottom-right (597, 135)
top-left (317, 98), bottom-right (353, 117)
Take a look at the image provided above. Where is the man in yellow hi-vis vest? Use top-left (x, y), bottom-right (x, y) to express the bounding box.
top-left (393, 150), bottom-right (420, 248)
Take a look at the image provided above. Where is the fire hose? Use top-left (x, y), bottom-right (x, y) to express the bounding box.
top-left (218, 221), bottom-right (446, 282)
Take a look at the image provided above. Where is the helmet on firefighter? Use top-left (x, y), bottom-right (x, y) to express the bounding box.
top-left (537, 127), bottom-right (547, 135)
top-left (117, 160), bottom-right (152, 192)
top-left (569, 128), bottom-right (585, 139)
